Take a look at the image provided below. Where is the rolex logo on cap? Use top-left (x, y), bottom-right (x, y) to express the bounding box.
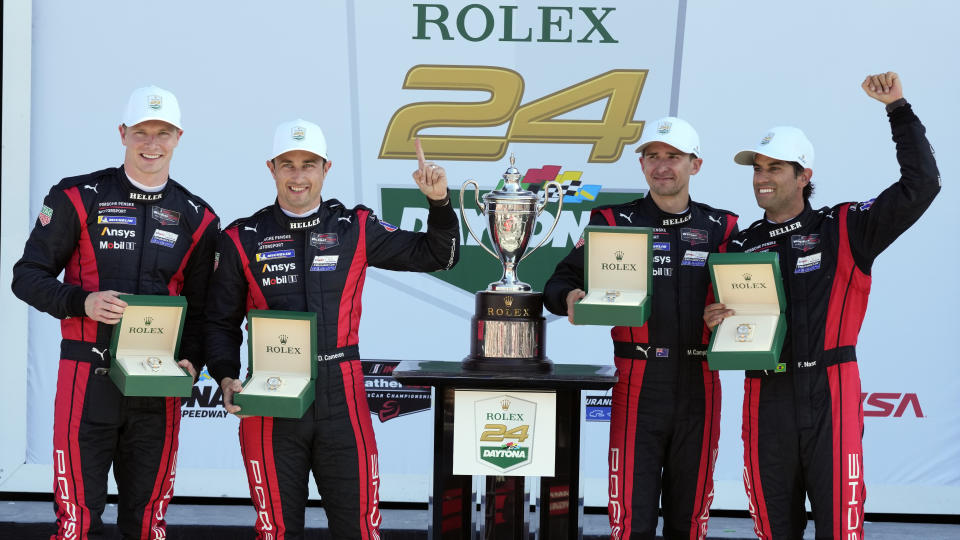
top-left (291, 126), bottom-right (306, 140)
top-left (148, 95), bottom-right (162, 110)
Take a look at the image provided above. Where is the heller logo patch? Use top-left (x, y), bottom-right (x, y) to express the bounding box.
top-left (791, 234), bottom-right (820, 252)
top-left (129, 192), bottom-right (163, 202)
top-left (255, 249), bottom-right (295, 262)
top-left (98, 216), bottom-right (137, 225)
top-left (150, 229), bottom-right (178, 248)
top-left (310, 255), bottom-right (338, 272)
top-left (795, 252), bottom-right (821, 274)
top-left (152, 207), bottom-right (181, 226)
top-left (310, 232), bottom-right (339, 250)
top-left (289, 216), bottom-right (321, 230)
top-left (476, 395), bottom-right (535, 473)
top-left (39, 205), bottom-right (54, 226)
top-left (681, 227), bottom-right (708, 245)
top-left (768, 221), bottom-right (802, 238)
top-left (681, 250), bottom-right (708, 267)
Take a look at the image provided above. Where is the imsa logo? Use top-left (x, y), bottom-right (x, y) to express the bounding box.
top-left (475, 394), bottom-right (536, 472)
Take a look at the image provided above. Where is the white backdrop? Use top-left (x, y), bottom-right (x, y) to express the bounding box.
top-left (2, 0), bottom-right (958, 514)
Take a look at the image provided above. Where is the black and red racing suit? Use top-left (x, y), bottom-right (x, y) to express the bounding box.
top-left (545, 196), bottom-right (738, 540)
top-left (11, 166), bottom-right (219, 540)
top-left (204, 196), bottom-right (459, 540)
top-left (731, 100), bottom-right (940, 539)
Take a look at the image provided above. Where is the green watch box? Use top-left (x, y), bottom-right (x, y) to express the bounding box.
top-left (707, 252), bottom-right (787, 371)
top-left (233, 309), bottom-right (317, 418)
top-left (108, 295), bottom-right (192, 397)
top-left (573, 225), bottom-right (653, 326)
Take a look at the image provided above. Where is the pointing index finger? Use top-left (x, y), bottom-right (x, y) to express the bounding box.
top-left (415, 137), bottom-right (426, 170)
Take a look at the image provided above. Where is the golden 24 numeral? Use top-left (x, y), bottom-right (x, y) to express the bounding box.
top-left (379, 65), bottom-right (647, 163)
top-left (479, 423), bottom-right (530, 443)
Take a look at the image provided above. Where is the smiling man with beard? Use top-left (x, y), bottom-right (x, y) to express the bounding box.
top-left (704, 72), bottom-right (941, 540)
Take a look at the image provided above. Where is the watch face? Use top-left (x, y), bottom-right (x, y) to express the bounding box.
top-left (737, 324), bottom-right (750, 333)
top-left (266, 376), bottom-right (283, 390)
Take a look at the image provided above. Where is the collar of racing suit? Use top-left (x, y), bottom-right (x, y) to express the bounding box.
top-left (117, 165), bottom-right (170, 203)
top-left (638, 194), bottom-right (694, 227)
top-left (758, 201), bottom-right (815, 239)
top-left (270, 199), bottom-right (325, 231)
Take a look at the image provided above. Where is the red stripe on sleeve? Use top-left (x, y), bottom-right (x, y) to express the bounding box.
top-left (337, 210), bottom-right (369, 348)
top-left (62, 187), bottom-right (99, 341)
top-left (226, 228), bottom-right (269, 311)
top-left (824, 205), bottom-right (873, 349)
top-left (167, 208), bottom-right (217, 295)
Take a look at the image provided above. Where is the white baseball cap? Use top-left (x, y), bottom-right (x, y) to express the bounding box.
top-left (271, 119), bottom-right (329, 161)
top-left (635, 116), bottom-right (701, 157)
top-left (122, 85), bottom-right (182, 130)
top-left (734, 126), bottom-right (815, 168)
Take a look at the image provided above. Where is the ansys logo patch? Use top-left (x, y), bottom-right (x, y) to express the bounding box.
top-left (380, 166), bottom-right (644, 294)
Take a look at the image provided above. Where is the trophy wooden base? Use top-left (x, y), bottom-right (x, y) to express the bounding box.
top-left (463, 291), bottom-right (552, 373)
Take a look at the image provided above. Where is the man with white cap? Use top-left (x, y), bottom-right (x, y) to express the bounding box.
top-left (12, 85), bottom-right (219, 538)
top-left (204, 120), bottom-right (459, 539)
top-left (545, 117), bottom-right (738, 539)
top-left (704, 72), bottom-right (940, 539)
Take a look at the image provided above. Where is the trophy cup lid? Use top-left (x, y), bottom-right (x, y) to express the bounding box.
top-left (485, 154), bottom-right (538, 203)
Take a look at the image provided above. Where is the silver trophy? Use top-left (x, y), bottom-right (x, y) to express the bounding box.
top-left (460, 154), bottom-right (563, 372)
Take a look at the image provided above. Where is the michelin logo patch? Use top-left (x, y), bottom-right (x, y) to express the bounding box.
top-left (150, 229), bottom-right (178, 248)
top-left (310, 255), bottom-right (338, 271)
top-left (795, 252), bottom-right (821, 274)
top-left (98, 216), bottom-right (137, 225)
top-left (681, 250), bottom-right (708, 267)
top-left (255, 249), bottom-right (295, 262)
